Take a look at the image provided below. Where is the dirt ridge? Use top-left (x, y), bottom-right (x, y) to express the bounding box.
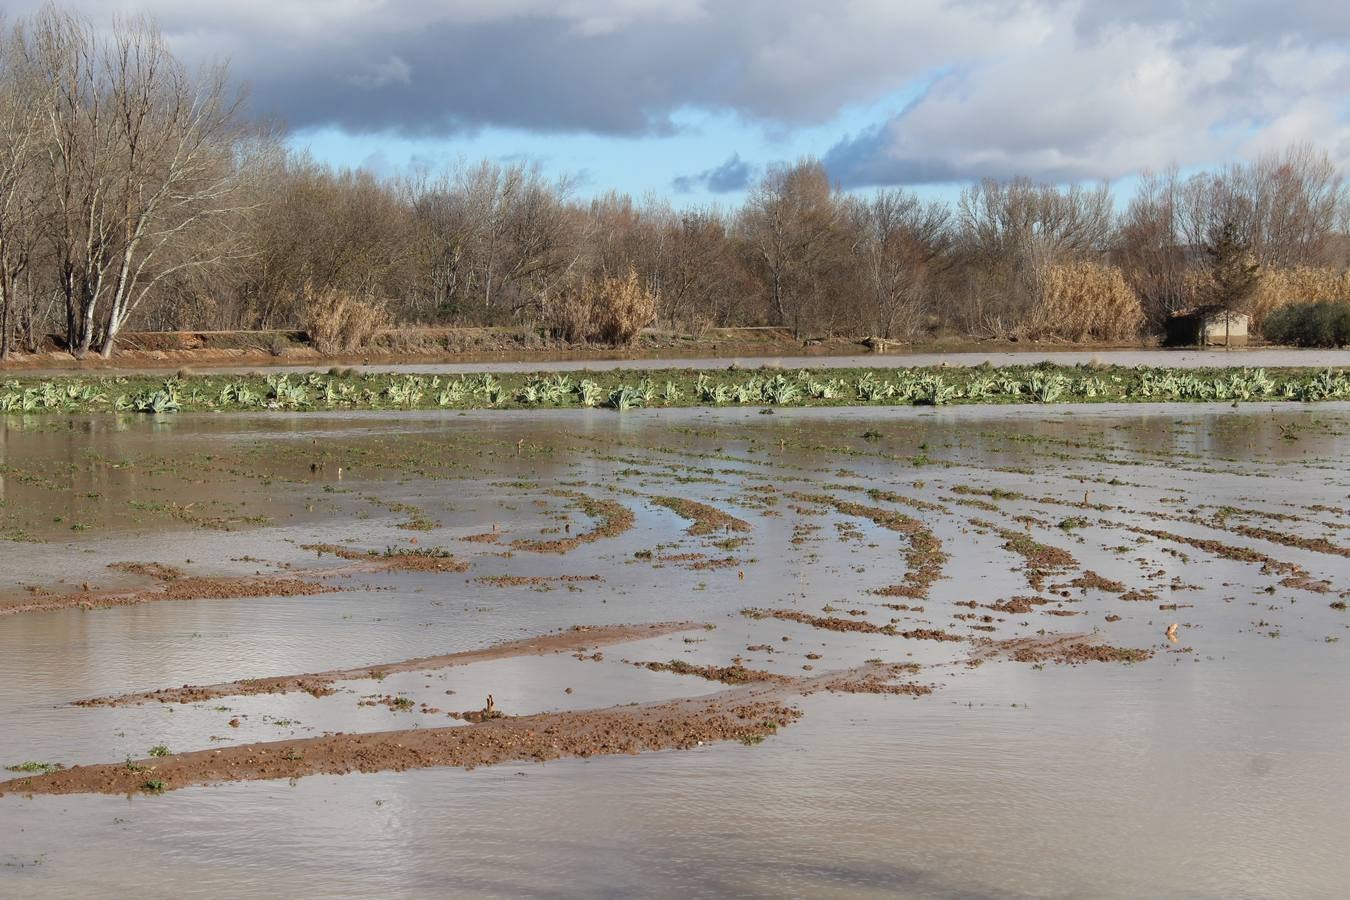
top-left (75, 622), bottom-right (705, 707)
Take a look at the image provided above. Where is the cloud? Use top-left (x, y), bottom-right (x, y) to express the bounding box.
top-left (345, 56), bottom-right (412, 90)
top-left (6, 1), bottom-right (1349, 184)
top-left (824, 8), bottom-right (1350, 186)
top-left (673, 153), bottom-right (755, 193)
top-left (0, 1), bottom-right (1014, 136)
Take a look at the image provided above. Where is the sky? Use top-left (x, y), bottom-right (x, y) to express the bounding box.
top-left (12, 1), bottom-right (1350, 205)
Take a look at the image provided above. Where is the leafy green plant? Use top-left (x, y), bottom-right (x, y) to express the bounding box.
top-left (912, 374), bottom-right (956, 406)
top-left (576, 379), bottom-right (603, 407)
top-left (763, 373), bottom-right (800, 405)
top-left (607, 384), bottom-right (642, 410)
top-left (1023, 371), bottom-right (1066, 403)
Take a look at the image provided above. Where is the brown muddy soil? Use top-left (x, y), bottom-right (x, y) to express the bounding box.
top-left (474, 574), bottom-right (603, 587)
top-left (987, 596), bottom-right (1050, 614)
top-left (301, 544), bottom-right (470, 572)
top-left (1198, 520), bottom-right (1350, 558)
top-left (791, 492), bottom-right (947, 600)
top-left (823, 679), bottom-right (934, 696)
top-left (0, 696), bottom-right (803, 796)
top-left (1128, 527), bottom-right (1336, 593)
top-left (807, 662), bottom-right (933, 696)
top-left (1062, 571), bottom-right (1127, 593)
top-left (991, 526), bottom-right (1078, 590)
top-left (636, 660), bottom-right (791, 685)
top-left (898, 628), bottom-right (966, 642)
top-left (0, 573), bottom-right (336, 618)
top-left (975, 633), bottom-right (1154, 665)
top-left (511, 491), bottom-right (635, 553)
top-left (76, 622), bottom-right (704, 708)
top-left (743, 608), bottom-right (900, 635)
top-left (106, 562), bottom-right (186, 581)
top-left (649, 496), bottom-right (752, 536)
top-left (1126, 527), bottom-right (1297, 573)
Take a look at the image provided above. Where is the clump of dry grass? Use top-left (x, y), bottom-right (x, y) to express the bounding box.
top-left (548, 268), bottom-right (656, 346)
top-left (302, 285), bottom-right (389, 355)
top-left (1025, 261), bottom-right (1143, 342)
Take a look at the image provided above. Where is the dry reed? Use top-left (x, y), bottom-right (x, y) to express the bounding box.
top-left (1025, 261), bottom-right (1144, 342)
top-left (302, 285), bottom-right (390, 356)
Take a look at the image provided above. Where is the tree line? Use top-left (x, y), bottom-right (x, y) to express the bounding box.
top-left (2, 7), bottom-right (1349, 358)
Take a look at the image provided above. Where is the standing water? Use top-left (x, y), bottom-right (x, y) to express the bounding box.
top-left (3, 403), bottom-right (1349, 897)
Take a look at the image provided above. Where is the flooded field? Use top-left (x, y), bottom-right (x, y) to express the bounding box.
top-left (3, 403), bottom-right (1349, 897)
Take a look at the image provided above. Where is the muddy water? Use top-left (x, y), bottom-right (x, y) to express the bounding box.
top-left (3, 404), bottom-right (1350, 897)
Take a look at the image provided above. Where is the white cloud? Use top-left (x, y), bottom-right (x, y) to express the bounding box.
top-left (825, 6), bottom-right (1350, 184)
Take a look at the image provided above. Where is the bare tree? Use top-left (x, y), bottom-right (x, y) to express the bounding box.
top-left (27, 8), bottom-right (248, 357)
top-left (740, 159), bottom-right (846, 337)
top-left (1115, 168), bottom-right (1188, 324)
top-left (497, 171), bottom-right (587, 322)
top-left (0, 18), bottom-right (45, 358)
top-left (402, 167), bottom-right (476, 320)
top-left (956, 178), bottom-right (1114, 335)
top-left (656, 208), bottom-right (742, 330)
top-left (848, 189), bottom-right (952, 338)
top-left (1177, 145), bottom-right (1349, 269)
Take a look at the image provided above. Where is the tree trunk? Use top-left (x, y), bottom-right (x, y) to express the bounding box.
top-left (65, 293), bottom-right (78, 356)
top-left (99, 333), bottom-right (117, 358)
top-left (74, 305), bottom-right (96, 359)
top-left (0, 272), bottom-right (10, 360)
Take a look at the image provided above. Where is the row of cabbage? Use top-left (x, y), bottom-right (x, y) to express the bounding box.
top-left (1, 367), bottom-right (1347, 414)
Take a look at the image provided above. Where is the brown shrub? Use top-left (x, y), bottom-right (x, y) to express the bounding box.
top-left (1025, 262), bottom-right (1144, 342)
top-left (302, 285), bottom-right (389, 355)
top-left (547, 288), bottom-right (595, 344)
top-left (548, 268), bottom-right (656, 345)
top-left (593, 268), bottom-right (656, 344)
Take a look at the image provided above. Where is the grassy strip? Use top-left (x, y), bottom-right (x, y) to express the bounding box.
top-left (1, 364), bottom-right (1348, 415)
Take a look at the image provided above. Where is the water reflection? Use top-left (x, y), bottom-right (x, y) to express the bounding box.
top-left (2, 403), bottom-right (1349, 897)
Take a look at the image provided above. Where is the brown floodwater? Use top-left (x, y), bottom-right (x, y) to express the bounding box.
top-left (2, 402), bottom-right (1349, 897)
